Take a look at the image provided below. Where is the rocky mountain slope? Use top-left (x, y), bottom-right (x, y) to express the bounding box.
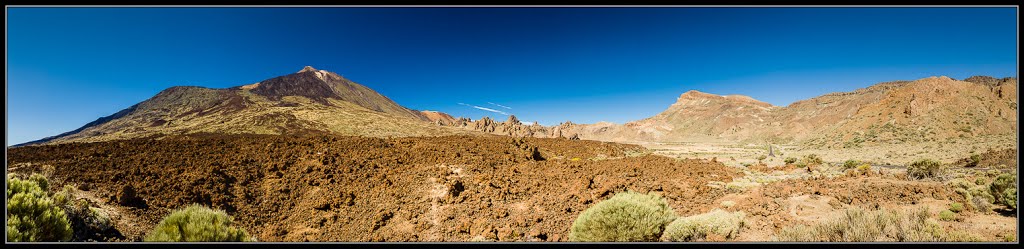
top-left (442, 76), bottom-right (1018, 147)
top-left (420, 111), bottom-right (457, 126)
top-left (20, 66), bottom-right (472, 145)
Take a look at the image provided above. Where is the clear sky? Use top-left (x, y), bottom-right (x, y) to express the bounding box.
top-left (6, 7), bottom-right (1018, 146)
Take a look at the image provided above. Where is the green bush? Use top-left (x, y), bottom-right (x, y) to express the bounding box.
top-left (938, 210), bottom-right (955, 221)
top-left (6, 174), bottom-right (73, 242)
top-left (144, 204), bottom-right (252, 242)
top-left (569, 191), bottom-right (676, 242)
top-left (966, 154), bottom-right (981, 167)
top-left (906, 159), bottom-right (943, 180)
top-left (53, 184), bottom-right (76, 208)
top-left (1000, 188), bottom-right (1016, 210)
top-left (661, 209), bottom-right (745, 241)
top-left (28, 173), bottom-right (50, 191)
top-left (784, 157), bottom-right (797, 164)
top-left (843, 160), bottom-right (861, 169)
top-left (989, 174), bottom-right (1017, 210)
top-left (949, 203), bottom-right (964, 213)
top-left (949, 176), bottom-right (998, 212)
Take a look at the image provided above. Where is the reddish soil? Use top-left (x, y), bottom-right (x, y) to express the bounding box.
top-left (7, 134), bottom-right (740, 242)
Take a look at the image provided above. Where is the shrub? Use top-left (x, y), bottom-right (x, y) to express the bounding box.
top-left (661, 209), bottom-right (745, 241)
top-left (144, 204), bottom-right (252, 242)
top-left (974, 178), bottom-right (987, 186)
top-left (906, 159), bottom-right (943, 180)
top-left (971, 196), bottom-right (993, 213)
top-left (776, 207), bottom-right (980, 242)
top-left (803, 154), bottom-right (824, 166)
top-left (966, 154), bottom-right (981, 167)
top-left (949, 203), bottom-right (964, 213)
top-left (53, 184), bottom-right (76, 208)
top-left (947, 178), bottom-right (973, 190)
top-left (938, 210), bottom-right (955, 221)
top-left (28, 173), bottom-right (50, 191)
top-left (784, 157), bottom-right (797, 164)
top-left (856, 164), bottom-right (873, 175)
top-left (569, 191), bottom-right (676, 242)
top-left (757, 155), bottom-right (767, 161)
top-left (843, 160), bottom-right (861, 169)
top-left (999, 188), bottom-right (1017, 210)
top-left (6, 174), bottom-right (73, 242)
top-left (971, 185), bottom-right (995, 203)
top-left (84, 207), bottom-right (113, 232)
top-left (989, 173), bottom-right (1017, 210)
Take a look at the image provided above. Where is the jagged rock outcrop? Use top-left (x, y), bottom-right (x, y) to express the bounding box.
top-left (438, 115), bottom-right (580, 139)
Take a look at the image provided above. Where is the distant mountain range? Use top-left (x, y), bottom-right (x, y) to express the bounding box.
top-left (17, 66), bottom-right (1018, 148)
top-left (446, 75), bottom-right (1017, 148)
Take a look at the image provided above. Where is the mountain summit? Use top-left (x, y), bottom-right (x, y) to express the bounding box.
top-left (246, 67), bottom-right (426, 121)
top-left (298, 65), bottom-right (319, 73)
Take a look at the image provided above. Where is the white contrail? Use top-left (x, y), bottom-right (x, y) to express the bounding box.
top-left (458, 103), bottom-right (510, 116)
top-left (487, 102), bottom-right (513, 110)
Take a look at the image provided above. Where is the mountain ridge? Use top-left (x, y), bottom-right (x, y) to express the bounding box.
top-left (439, 75), bottom-right (1017, 147)
top-left (17, 66), bottom-right (464, 146)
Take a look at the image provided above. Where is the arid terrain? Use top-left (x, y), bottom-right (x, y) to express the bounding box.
top-left (6, 67), bottom-right (1018, 242)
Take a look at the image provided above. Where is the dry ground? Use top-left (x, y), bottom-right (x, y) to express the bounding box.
top-left (6, 133), bottom-right (1016, 242)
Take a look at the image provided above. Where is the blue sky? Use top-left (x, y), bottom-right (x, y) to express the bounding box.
top-left (6, 7), bottom-right (1018, 145)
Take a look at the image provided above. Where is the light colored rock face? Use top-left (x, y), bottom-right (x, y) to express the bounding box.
top-left (421, 110), bottom-right (457, 126)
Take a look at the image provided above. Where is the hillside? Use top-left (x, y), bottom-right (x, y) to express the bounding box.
top-left (20, 66), bottom-right (473, 145)
top-left (440, 76), bottom-right (1017, 149)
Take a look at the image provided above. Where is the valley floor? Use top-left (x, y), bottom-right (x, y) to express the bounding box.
top-left (6, 134), bottom-right (1018, 242)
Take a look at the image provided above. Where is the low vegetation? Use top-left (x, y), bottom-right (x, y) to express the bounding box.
top-left (990, 173), bottom-right (1017, 210)
top-left (776, 207), bottom-right (980, 242)
top-left (784, 157), bottom-right (797, 164)
top-left (965, 154), bottom-right (981, 167)
top-left (948, 177), bottom-right (994, 212)
top-left (843, 160), bottom-right (861, 169)
top-left (803, 154), bottom-right (824, 166)
top-left (949, 203), bottom-right (964, 213)
top-left (906, 159), bottom-right (943, 180)
top-left (569, 191), bottom-right (676, 242)
top-left (6, 173), bottom-right (73, 242)
top-left (144, 204), bottom-right (253, 242)
top-left (661, 209), bottom-right (745, 242)
top-left (938, 210), bottom-right (955, 221)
